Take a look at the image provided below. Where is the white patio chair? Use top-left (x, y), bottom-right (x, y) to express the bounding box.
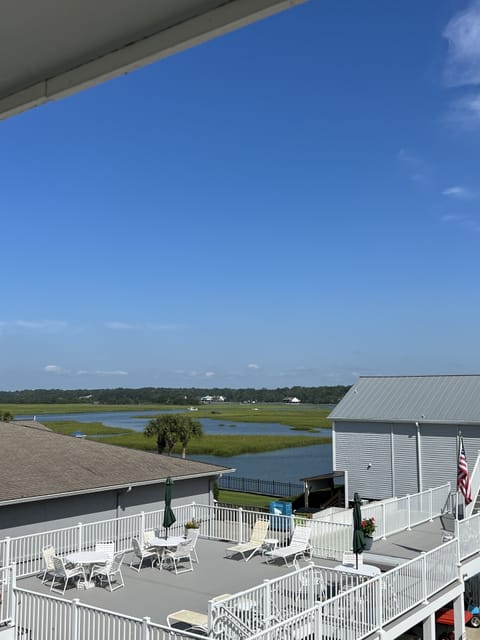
top-left (161, 538), bottom-right (195, 574)
top-left (90, 551), bottom-right (125, 591)
top-left (226, 519), bottom-right (269, 562)
top-left (129, 537), bottom-right (161, 572)
top-left (41, 545), bottom-right (56, 584)
top-left (50, 556), bottom-right (86, 595)
top-left (187, 528), bottom-right (200, 563)
top-left (266, 524), bottom-right (312, 567)
top-left (143, 530), bottom-right (156, 548)
top-left (95, 542), bottom-right (115, 560)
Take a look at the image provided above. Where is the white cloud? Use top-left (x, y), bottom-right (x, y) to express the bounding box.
top-left (14, 320), bottom-right (67, 331)
top-left (205, 371), bottom-right (215, 377)
top-left (442, 186), bottom-right (472, 198)
top-left (447, 92), bottom-right (480, 128)
top-left (397, 149), bottom-right (431, 184)
top-left (44, 364), bottom-right (67, 374)
top-left (105, 322), bottom-right (135, 330)
top-left (441, 213), bottom-right (480, 231)
top-left (248, 363), bottom-right (259, 369)
top-left (94, 370), bottom-right (128, 376)
top-left (444, 1), bottom-right (480, 87)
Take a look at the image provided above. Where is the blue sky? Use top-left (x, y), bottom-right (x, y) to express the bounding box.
top-left (2, 0), bottom-right (480, 391)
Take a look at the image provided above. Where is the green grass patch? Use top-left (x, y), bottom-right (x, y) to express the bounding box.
top-left (4, 403), bottom-right (183, 415)
top-left (90, 433), bottom-right (329, 457)
top-left (217, 490), bottom-right (275, 508)
top-left (43, 421), bottom-right (131, 436)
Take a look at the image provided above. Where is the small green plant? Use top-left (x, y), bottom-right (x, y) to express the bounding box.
top-left (184, 518), bottom-right (201, 529)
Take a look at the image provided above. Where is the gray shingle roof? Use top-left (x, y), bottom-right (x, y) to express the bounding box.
top-left (329, 375), bottom-right (480, 424)
top-left (0, 421), bottom-right (231, 504)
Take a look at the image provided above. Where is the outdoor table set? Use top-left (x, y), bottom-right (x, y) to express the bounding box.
top-left (66, 550), bottom-right (113, 589)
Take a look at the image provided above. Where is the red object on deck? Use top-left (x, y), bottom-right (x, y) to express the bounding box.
top-left (435, 608), bottom-right (473, 626)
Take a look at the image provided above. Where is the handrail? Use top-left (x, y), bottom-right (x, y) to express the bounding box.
top-left (466, 450), bottom-right (480, 518)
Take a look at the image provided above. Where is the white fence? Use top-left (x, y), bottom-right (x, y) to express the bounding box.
top-left (15, 587), bottom-right (207, 640)
top-left (242, 539), bottom-right (459, 640)
top-left (315, 483), bottom-right (451, 542)
top-left (0, 565), bottom-right (14, 627)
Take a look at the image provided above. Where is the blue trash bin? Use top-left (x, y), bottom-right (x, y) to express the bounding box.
top-left (269, 501), bottom-right (292, 531)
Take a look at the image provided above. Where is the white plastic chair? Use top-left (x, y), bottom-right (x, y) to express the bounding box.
top-left (161, 538), bottom-right (195, 574)
top-left (226, 520), bottom-right (269, 562)
top-left (143, 530), bottom-right (156, 548)
top-left (129, 538), bottom-right (160, 572)
top-left (187, 528), bottom-right (200, 563)
top-left (50, 556), bottom-right (86, 595)
top-left (41, 545), bottom-right (56, 584)
top-left (95, 542), bottom-right (115, 560)
top-left (90, 551), bottom-right (125, 591)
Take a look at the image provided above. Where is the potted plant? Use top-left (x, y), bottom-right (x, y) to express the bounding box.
top-left (361, 516), bottom-right (376, 549)
top-left (184, 518), bottom-right (201, 536)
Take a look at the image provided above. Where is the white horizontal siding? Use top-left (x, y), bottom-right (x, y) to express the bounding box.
top-left (393, 424), bottom-right (418, 496)
top-left (335, 421), bottom-right (392, 501)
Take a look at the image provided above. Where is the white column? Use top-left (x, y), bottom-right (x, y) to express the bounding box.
top-left (453, 594), bottom-right (466, 640)
top-left (422, 612), bottom-right (436, 640)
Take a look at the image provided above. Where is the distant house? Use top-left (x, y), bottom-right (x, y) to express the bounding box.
top-left (329, 375), bottom-right (480, 505)
top-left (0, 421), bottom-right (232, 538)
top-left (200, 395), bottom-right (225, 403)
top-left (283, 397), bottom-right (301, 404)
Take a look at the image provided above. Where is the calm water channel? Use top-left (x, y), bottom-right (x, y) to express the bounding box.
top-left (18, 410), bottom-right (333, 483)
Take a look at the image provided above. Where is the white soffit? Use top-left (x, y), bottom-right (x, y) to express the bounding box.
top-left (0, 0), bottom-right (306, 120)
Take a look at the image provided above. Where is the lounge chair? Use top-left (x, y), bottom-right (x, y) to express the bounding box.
top-left (226, 519), bottom-right (269, 562)
top-left (266, 524), bottom-right (312, 567)
top-left (90, 551), bottom-right (125, 591)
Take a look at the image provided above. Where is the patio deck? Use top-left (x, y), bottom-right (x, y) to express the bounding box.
top-left (17, 517), bottom-right (450, 630)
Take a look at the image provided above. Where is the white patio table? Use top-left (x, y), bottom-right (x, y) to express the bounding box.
top-left (149, 535), bottom-right (186, 550)
top-left (66, 551), bottom-right (112, 589)
top-left (334, 563), bottom-right (381, 577)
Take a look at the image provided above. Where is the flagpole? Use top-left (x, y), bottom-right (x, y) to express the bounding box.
top-left (456, 430), bottom-right (460, 521)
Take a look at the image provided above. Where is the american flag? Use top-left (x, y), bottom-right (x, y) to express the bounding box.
top-left (458, 436), bottom-right (473, 506)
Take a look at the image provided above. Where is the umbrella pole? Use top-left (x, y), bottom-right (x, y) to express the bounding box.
top-left (356, 552), bottom-right (358, 570)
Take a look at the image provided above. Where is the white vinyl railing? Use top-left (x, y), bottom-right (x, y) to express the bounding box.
top-left (15, 587), bottom-right (207, 640)
top-left (0, 565), bottom-right (14, 627)
top-left (458, 511), bottom-right (480, 561)
top-left (244, 539), bottom-right (459, 640)
top-left (315, 483), bottom-right (451, 543)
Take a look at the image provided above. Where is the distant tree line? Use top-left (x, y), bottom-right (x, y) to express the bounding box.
top-left (0, 385), bottom-right (349, 405)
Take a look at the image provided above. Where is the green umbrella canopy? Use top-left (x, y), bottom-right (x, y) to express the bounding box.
top-left (352, 492), bottom-right (366, 568)
top-left (163, 477), bottom-right (176, 537)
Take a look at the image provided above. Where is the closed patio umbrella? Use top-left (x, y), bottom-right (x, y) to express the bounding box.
top-left (352, 492), bottom-right (366, 570)
top-left (163, 477), bottom-right (176, 538)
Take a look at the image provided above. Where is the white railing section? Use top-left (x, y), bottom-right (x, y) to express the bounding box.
top-left (458, 511), bottom-right (480, 561)
top-left (246, 539), bottom-right (460, 640)
top-left (466, 451), bottom-right (480, 518)
top-left (15, 587), bottom-right (207, 640)
top-left (315, 483), bottom-right (450, 543)
top-left (0, 565), bottom-right (14, 627)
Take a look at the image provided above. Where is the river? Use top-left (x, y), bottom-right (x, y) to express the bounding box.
top-left (18, 410), bottom-right (333, 483)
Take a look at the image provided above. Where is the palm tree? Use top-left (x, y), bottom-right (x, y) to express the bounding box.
top-left (144, 415), bottom-right (178, 455)
top-left (176, 416), bottom-right (203, 459)
top-left (144, 414), bottom-right (203, 457)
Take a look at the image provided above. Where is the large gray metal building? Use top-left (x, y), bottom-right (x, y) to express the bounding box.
top-left (329, 375), bottom-right (480, 504)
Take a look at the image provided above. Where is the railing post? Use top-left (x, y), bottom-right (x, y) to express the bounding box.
top-left (70, 598), bottom-right (80, 640)
top-left (140, 511), bottom-right (145, 543)
top-left (263, 579), bottom-right (271, 628)
top-left (376, 575), bottom-right (383, 628)
top-left (142, 616), bottom-right (151, 640)
top-left (421, 552), bottom-right (428, 604)
top-left (407, 495), bottom-right (411, 531)
top-left (315, 602), bottom-right (323, 639)
top-left (77, 523), bottom-right (82, 552)
top-left (4, 538), bottom-right (10, 569)
top-left (429, 488), bottom-right (433, 521)
top-left (238, 508), bottom-right (243, 543)
top-left (382, 503), bottom-right (387, 540)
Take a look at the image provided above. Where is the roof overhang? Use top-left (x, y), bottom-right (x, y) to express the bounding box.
top-left (0, 0), bottom-right (306, 121)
